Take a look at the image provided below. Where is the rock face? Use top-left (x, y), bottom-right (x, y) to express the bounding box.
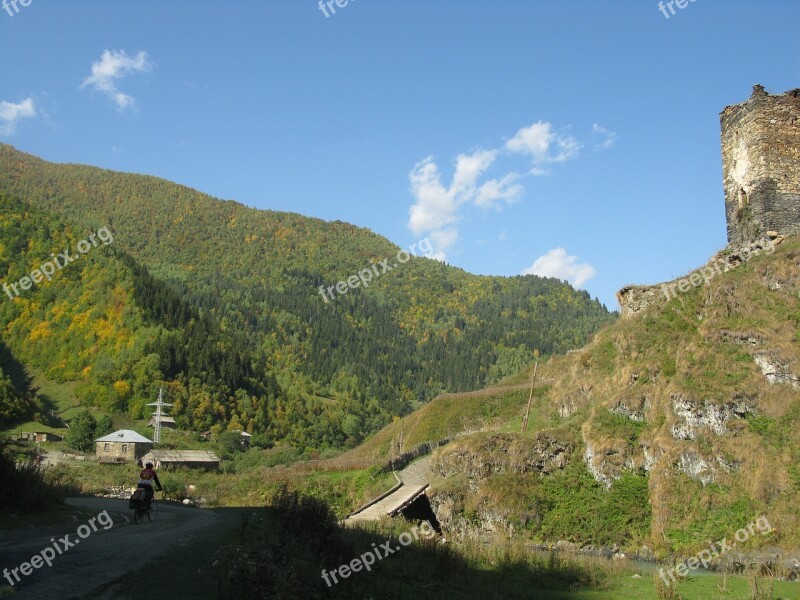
top-left (610, 395), bottom-right (648, 422)
top-left (753, 353), bottom-right (800, 389)
top-left (583, 442), bottom-right (618, 489)
top-left (431, 432), bottom-right (573, 484)
top-left (670, 394), bottom-right (755, 441)
top-left (428, 432), bottom-right (573, 539)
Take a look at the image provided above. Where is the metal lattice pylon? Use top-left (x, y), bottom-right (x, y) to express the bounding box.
top-left (147, 388), bottom-right (173, 444)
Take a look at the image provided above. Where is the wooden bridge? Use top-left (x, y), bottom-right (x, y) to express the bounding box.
top-left (343, 456), bottom-right (432, 525)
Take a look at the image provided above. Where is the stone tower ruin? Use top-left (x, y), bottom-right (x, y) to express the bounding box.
top-left (720, 85), bottom-right (800, 246)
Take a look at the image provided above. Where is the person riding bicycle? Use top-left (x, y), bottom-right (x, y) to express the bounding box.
top-left (137, 462), bottom-right (163, 507)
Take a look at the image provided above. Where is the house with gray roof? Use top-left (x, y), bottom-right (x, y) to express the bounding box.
top-left (95, 429), bottom-right (153, 463)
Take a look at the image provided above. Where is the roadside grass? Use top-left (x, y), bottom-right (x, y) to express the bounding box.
top-left (0, 441), bottom-right (82, 527)
top-left (38, 455), bottom-right (396, 518)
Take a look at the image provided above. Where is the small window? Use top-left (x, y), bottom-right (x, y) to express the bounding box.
top-left (104, 443), bottom-right (110, 452)
top-left (122, 444), bottom-right (128, 453)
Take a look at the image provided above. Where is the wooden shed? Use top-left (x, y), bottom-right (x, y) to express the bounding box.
top-left (142, 449), bottom-right (220, 470)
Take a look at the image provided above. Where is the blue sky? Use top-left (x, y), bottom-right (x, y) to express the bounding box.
top-left (1, 0), bottom-right (798, 309)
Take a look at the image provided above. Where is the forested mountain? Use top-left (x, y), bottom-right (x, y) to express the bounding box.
top-left (0, 144), bottom-right (615, 448)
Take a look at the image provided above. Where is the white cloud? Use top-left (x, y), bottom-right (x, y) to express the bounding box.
top-left (408, 121), bottom-right (599, 260)
top-left (408, 150), bottom-right (517, 259)
top-left (474, 172), bottom-right (523, 208)
top-left (522, 247), bottom-right (596, 289)
top-left (592, 123), bottom-right (618, 150)
top-left (506, 121), bottom-right (582, 172)
top-left (0, 97), bottom-right (36, 136)
top-left (81, 50), bottom-right (152, 110)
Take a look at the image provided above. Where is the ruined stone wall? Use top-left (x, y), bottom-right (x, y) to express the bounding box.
top-left (721, 85), bottom-right (800, 246)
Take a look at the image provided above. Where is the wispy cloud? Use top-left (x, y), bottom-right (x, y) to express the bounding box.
top-left (506, 121), bottom-right (582, 174)
top-left (522, 247), bottom-right (596, 289)
top-left (80, 50), bottom-right (153, 110)
top-left (0, 97), bottom-right (36, 136)
top-left (591, 123), bottom-right (619, 150)
top-left (408, 119), bottom-right (592, 260)
top-left (408, 149), bottom-right (523, 258)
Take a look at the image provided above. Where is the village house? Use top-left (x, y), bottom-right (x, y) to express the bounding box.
top-left (95, 429), bottom-right (153, 463)
top-left (12, 431), bottom-right (63, 443)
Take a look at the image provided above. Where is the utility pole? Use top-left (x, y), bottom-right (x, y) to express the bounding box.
top-left (147, 387), bottom-right (172, 444)
top-left (521, 361), bottom-right (538, 434)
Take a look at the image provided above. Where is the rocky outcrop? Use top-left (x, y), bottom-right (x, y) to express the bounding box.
top-left (428, 432), bottom-right (573, 539)
top-left (716, 329), bottom-right (800, 389)
top-left (428, 492), bottom-right (514, 540)
top-left (431, 432), bottom-right (573, 485)
top-left (753, 353), bottom-right (800, 389)
top-left (670, 393), bottom-right (755, 440)
top-left (583, 440), bottom-right (624, 489)
top-left (677, 450), bottom-right (715, 486)
top-left (610, 395), bottom-right (649, 422)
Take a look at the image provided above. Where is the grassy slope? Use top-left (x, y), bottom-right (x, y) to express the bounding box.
top-left (335, 236), bottom-right (800, 557)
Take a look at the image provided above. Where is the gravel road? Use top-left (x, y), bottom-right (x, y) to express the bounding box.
top-left (0, 497), bottom-right (222, 599)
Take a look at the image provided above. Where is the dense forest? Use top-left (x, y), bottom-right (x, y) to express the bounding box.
top-left (0, 144), bottom-right (617, 448)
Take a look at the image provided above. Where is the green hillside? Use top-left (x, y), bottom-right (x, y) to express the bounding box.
top-left (0, 197), bottom-right (279, 434)
top-left (0, 145), bottom-right (615, 448)
top-left (345, 235), bottom-right (800, 557)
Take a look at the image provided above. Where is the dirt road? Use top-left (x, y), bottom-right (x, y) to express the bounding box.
top-left (0, 497), bottom-right (223, 599)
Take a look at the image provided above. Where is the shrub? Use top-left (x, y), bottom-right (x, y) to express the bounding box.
top-left (0, 442), bottom-right (80, 511)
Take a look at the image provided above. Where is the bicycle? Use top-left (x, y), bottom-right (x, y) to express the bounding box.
top-left (132, 492), bottom-right (159, 524)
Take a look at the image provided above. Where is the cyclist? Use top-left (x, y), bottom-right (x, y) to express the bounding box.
top-left (137, 461), bottom-right (163, 507)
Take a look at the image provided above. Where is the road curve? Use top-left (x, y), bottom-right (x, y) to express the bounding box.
top-left (0, 497), bottom-right (219, 599)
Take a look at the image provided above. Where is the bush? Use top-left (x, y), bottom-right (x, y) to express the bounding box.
top-left (217, 431), bottom-right (245, 459)
top-left (0, 442), bottom-right (80, 511)
top-left (158, 471), bottom-right (186, 499)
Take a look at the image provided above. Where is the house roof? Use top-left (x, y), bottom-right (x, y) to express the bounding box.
top-left (144, 450), bottom-right (220, 463)
top-left (95, 429), bottom-right (153, 444)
